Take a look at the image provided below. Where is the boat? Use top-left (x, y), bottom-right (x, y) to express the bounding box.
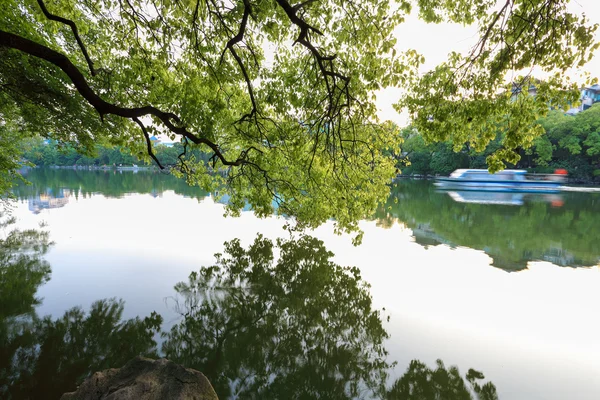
top-left (435, 169), bottom-right (565, 193)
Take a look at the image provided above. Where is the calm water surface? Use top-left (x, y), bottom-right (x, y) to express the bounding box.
top-left (3, 168), bottom-right (600, 399)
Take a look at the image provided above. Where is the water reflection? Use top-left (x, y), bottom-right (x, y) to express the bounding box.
top-left (377, 181), bottom-right (600, 271)
top-left (15, 170), bottom-right (600, 273)
top-left (161, 234), bottom-right (497, 399)
top-left (28, 188), bottom-right (71, 214)
top-left (0, 216), bottom-right (497, 399)
top-left (162, 234), bottom-right (391, 398)
top-left (0, 214), bottom-right (161, 400)
top-left (444, 190), bottom-right (565, 207)
top-left (387, 360), bottom-right (498, 400)
top-left (14, 168), bottom-right (209, 201)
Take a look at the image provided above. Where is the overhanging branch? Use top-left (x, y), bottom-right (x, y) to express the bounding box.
top-left (0, 29), bottom-right (253, 169)
top-left (36, 0), bottom-right (96, 76)
top-left (133, 117), bottom-right (164, 169)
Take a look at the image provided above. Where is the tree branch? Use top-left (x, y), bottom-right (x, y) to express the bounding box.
top-left (35, 0), bottom-right (96, 76)
top-left (133, 117), bottom-right (164, 169)
top-left (0, 29), bottom-right (252, 169)
top-left (220, 0), bottom-right (257, 119)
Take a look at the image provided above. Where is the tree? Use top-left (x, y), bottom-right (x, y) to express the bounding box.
top-left (0, 117), bottom-right (30, 199)
top-left (1, 0), bottom-right (597, 237)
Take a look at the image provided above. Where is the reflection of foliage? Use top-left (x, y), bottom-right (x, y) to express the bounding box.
top-left (377, 181), bottom-right (600, 271)
top-left (3, 299), bottom-right (162, 400)
top-left (0, 214), bottom-right (499, 398)
top-left (0, 213), bottom-right (52, 321)
top-left (163, 234), bottom-right (499, 399)
top-left (0, 214), bottom-right (162, 400)
top-left (387, 359), bottom-right (497, 400)
top-left (162, 234), bottom-right (391, 399)
top-left (0, 211), bottom-right (52, 391)
top-left (13, 168), bottom-right (209, 201)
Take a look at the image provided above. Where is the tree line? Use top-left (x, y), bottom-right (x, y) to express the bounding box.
top-left (397, 104), bottom-right (600, 182)
top-left (21, 139), bottom-right (213, 169)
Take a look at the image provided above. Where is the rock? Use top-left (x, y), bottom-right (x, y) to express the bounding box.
top-left (60, 356), bottom-right (218, 400)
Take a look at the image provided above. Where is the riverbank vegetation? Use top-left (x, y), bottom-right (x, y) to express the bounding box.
top-left (397, 104), bottom-right (600, 183)
top-left (20, 138), bottom-right (208, 169)
top-left (23, 102), bottom-right (600, 185)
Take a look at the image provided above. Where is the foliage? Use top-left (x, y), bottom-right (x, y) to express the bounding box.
top-left (0, 0), bottom-right (410, 239)
top-left (398, 105), bottom-right (600, 181)
top-left (387, 359), bottom-right (497, 400)
top-left (22, 137), bottom-right (207, 168)
top-left (0, 119), bottom-right (32, 199)
top-left (401, 0), bottom-right (598, 171)
top-left (527, 105), bottom-right (600, 180)
top-left (1, 0), bottom-right (597, 237)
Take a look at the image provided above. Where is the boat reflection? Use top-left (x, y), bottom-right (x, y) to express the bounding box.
top-left (444, 190), bottom-right (564, 207)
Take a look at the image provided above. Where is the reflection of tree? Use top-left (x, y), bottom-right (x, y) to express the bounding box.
top-left (387, 360), bottom-right (497, 400)
top-left (3, 299), bottom-right (162, 400)
top-left (377, 181), bottom-right (600, 271)
top-left (0, 214), bottom-right (162, 400)
top-left (14, 168), bottom-right (209, 202)
top-left (162, 234), bottom-right (391, 399)
top-left (0, 213), bottom-right (51, 322)
top-left (0, 212), bottom-right (53, 391)
top-left (0, 215), bottom-right (499, 398)
top-left (162, 235), bottom-right (498, 399)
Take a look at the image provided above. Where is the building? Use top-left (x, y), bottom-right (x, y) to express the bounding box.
top-left (558, 84), bottom-right (600, 115)
top-left (512, 81), bottom-right (600, 116)
top-left (579, 83), bottom-right (600, 111)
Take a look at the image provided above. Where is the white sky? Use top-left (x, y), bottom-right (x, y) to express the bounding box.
top-left (377, 0), bottom-right (600, 125)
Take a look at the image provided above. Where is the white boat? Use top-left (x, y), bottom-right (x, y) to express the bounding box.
top-left (435, 169), bottom-right (565, 193)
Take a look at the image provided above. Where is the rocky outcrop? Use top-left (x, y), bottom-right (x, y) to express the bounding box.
top-left (61, 357), bottom-right (218, 400)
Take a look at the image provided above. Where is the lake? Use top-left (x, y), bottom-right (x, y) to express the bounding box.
top-left (2, 168), bottom-right (600, 399)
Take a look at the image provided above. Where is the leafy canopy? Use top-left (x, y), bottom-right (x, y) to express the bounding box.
top-left (0, 0), bottom-right (597, 237)
top-left (401, 0), bottom-right (598, 171)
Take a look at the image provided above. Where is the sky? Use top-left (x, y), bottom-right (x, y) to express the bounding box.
top-left (377, 0), bottom-right (600, 125)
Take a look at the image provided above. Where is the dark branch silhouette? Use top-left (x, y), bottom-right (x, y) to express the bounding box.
top-left (133, 117), bottom-right (165, 169)
top-left (0, 30), bottom-right (254, 169)
top-left (35, 0), bottom-right (97, 76)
